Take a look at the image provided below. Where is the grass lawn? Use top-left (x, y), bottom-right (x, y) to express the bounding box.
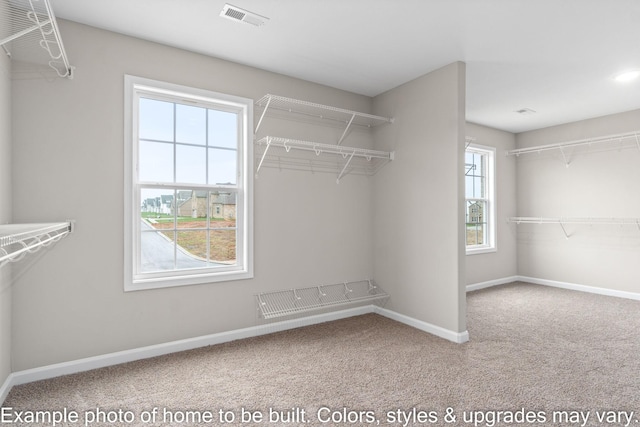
top-left (147, 216), bottom-right (236, 263)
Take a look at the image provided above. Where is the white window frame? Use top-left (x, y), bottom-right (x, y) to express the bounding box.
top-left (465, 143), bottom-right (496, 255)
top-left (124, 75), bottom-right (253, 291)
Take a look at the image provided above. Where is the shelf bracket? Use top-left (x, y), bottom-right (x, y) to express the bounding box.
top-left (254, 95), bottom-right (272, 134)
top-left (558, 146), bottom-right (570, 168)
top-left (337, 113), bottom-right (356, 146)
top-left (635, 134), bottom-right (640, 152)
top-left (255, 136), bottom-right (272, 176)
top-left (336, 150), bottom-right (356, 184)
top-left (558, 221), bottom-right (570, 239)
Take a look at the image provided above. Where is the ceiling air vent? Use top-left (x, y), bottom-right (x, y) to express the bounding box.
top-left (220, 4), bottom-right (269, 27)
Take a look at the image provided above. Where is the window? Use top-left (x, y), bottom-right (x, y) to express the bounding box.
top-left (124, 76), bottom-right (253, 291)
top-left (465, 143), bottom-right (495, 254)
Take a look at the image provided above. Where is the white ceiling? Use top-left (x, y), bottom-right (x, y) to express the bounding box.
top-left (50, 0), bottom-right (640, 133)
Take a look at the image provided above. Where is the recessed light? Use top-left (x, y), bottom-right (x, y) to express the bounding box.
top-left (614, 70), bottom-right (640, 82)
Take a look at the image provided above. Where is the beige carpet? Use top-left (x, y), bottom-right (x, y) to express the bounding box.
top-left (4, 282), bottom-right (640, 426)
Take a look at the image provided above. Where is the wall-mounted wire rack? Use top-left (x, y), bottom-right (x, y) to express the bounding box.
top-left (255, 94), bottom-right (394, 144)
top-left (254, 94), bottom-right (395, 181)
top-left (1, 0), bottom-right (73, 78)
top-left (255, 136), bottom-right (394, 183)
top-left (0, 221), bottom-right (74, 267)
top-left (256, 279), bottom-right (388, 320)
top-left (508, 217), bottom-right (640, 239)
top-left (506, 131), bottom-right (640, 167)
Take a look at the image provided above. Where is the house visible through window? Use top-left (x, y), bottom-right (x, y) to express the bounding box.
top-left (465, 143), bottom-right (495, 254)
top-left (124, 75), bottom-right (253, 291)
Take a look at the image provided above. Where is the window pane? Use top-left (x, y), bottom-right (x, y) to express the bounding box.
top-left (141, 188), bottom-right (175, 220)
top-left (176, 104), bottom-right (206, 145)
top-left (208, 109), bottom-right (238, 149)
top-left (210, 229), bottom-right (236, 264)
top-left (208, 148), bottom-right (237, 185)
top-left (466, 224), bottom-right (485, 245)
top-left (465, 175), bottom-right (474, 198)
top-left (177, 230), bottom-right (208, 263)
top-left (473, 176), bottom-right (485, 198)
top-left (176, 145), bottom-right (206, 184)
top-left (140, 230), bottom-right (175, 272)
top-left (139, 141), bottom-right (174, 182)
top-left (139, 98), bottom-right (174, 142)
top-left (210, 191), bottom-right (236, 223)
top-left (176, 190), bottom-right (208, 228)
top-left (466, 200), bottom-right (486, 245)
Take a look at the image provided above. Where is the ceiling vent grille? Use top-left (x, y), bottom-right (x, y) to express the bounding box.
top-left (220, 4), bottom-right (268, 27)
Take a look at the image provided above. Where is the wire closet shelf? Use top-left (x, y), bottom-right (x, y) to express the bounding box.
top-left (506, 131), bottom-right (640, 166)
top-left (255, 136), bottom-right (394, 182)
top-left (0, 221), bottom-right (74, 267)
top-left (256, 279), bottom-right (388, 320)
top-left (0, 0), bottom-right (73, 78)
top-left (254, 94), bottom-right (395, 182)
top-left (507, 217), bottom-right (640, 239)
top-left (255, 94), bottom-right (394, 137)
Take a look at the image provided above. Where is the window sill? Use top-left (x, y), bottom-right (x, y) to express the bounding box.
top-left (466, 246), bottom-right (497, 256)
top-left (125, 268), bottom-right (253, 292)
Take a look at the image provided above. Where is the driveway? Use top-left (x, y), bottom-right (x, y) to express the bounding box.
top-left (140, 220), bottom-right (210, 271)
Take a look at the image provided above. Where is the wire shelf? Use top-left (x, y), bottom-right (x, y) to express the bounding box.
top-left (506, 131), bottom-right (640, 158)
top-left (0, 0), bottom-right (73, 78)
top-left (0, 221), bottom-right (74, 266)
top-left (255, 136), bottom-right (394, 182)
top-left (508, 217), bottom-right (640, 225)
top-left (255, 94), bottom-right (393, 130)
top-left (256, 279), bottom-right (389, 320)
top-left (507, 217), bottom-right (640, 239)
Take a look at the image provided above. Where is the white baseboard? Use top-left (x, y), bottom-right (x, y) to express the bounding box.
top-left (2, 303), bottom-right (469, 402)
top-left (374, 307), bottom-right (469, 344)
top-left (0, 373), bottom-right (15, 405)
top-left (466, 274), bottom-right (640, 301)
top-left (466, 276), bottom-right (519, 292)
top-left (7, 305), bottom-right (374, 390)
top-left (518, 276), bottom-right (640, 301)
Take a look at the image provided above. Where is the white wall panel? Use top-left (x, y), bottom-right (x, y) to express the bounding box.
top-left (516, 109), bottom-right (640, 292)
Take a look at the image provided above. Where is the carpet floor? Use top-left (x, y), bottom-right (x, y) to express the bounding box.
top-left (3, 282), bottom-right (640, 426)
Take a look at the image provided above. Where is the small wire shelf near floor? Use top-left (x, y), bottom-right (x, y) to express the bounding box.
top-left (256, 280), bottom-right (389, 320)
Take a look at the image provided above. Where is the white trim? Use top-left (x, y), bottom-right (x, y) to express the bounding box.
top-left (374, 307), bottom-right (469, 344)
top-left (518, 276), bottom-right (640, 301)
top-left (466, 275), bottom-right (519, 292)
top-left (466, 275), bottom-right (640, 301)
top-left (6, 306), bottom-right (374, 388)
top-left (3, 304), bottom-right (470, 396)
top-left (123, 75), bottom-right (254, 291)
top-left (465, 143), bottom-right (496, 254)
top-left (0, 373), bottom-right (15, 405)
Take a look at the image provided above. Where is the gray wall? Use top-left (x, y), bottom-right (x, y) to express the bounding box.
top-left (372, 62), bottom-right (467, 334)
top-left (10, 21), bottom-right (470, 371)
top-left (10, 20), bottom-right (377, 371)
top-left (0, 46), bottom-right (12, 390)
top-left (516, 109), bottom-right (640, 292)
top-left (465, 123), bottom-right (517, 285)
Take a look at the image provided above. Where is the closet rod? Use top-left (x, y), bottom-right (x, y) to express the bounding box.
top-left (0, 221), bottom-right (74, 266)
top-left (506, 131), bottom-right (640, 156)
top-left (508, 217), bottom-right (640, 225)
top-left (508, 217), bottom-right (640, 239)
